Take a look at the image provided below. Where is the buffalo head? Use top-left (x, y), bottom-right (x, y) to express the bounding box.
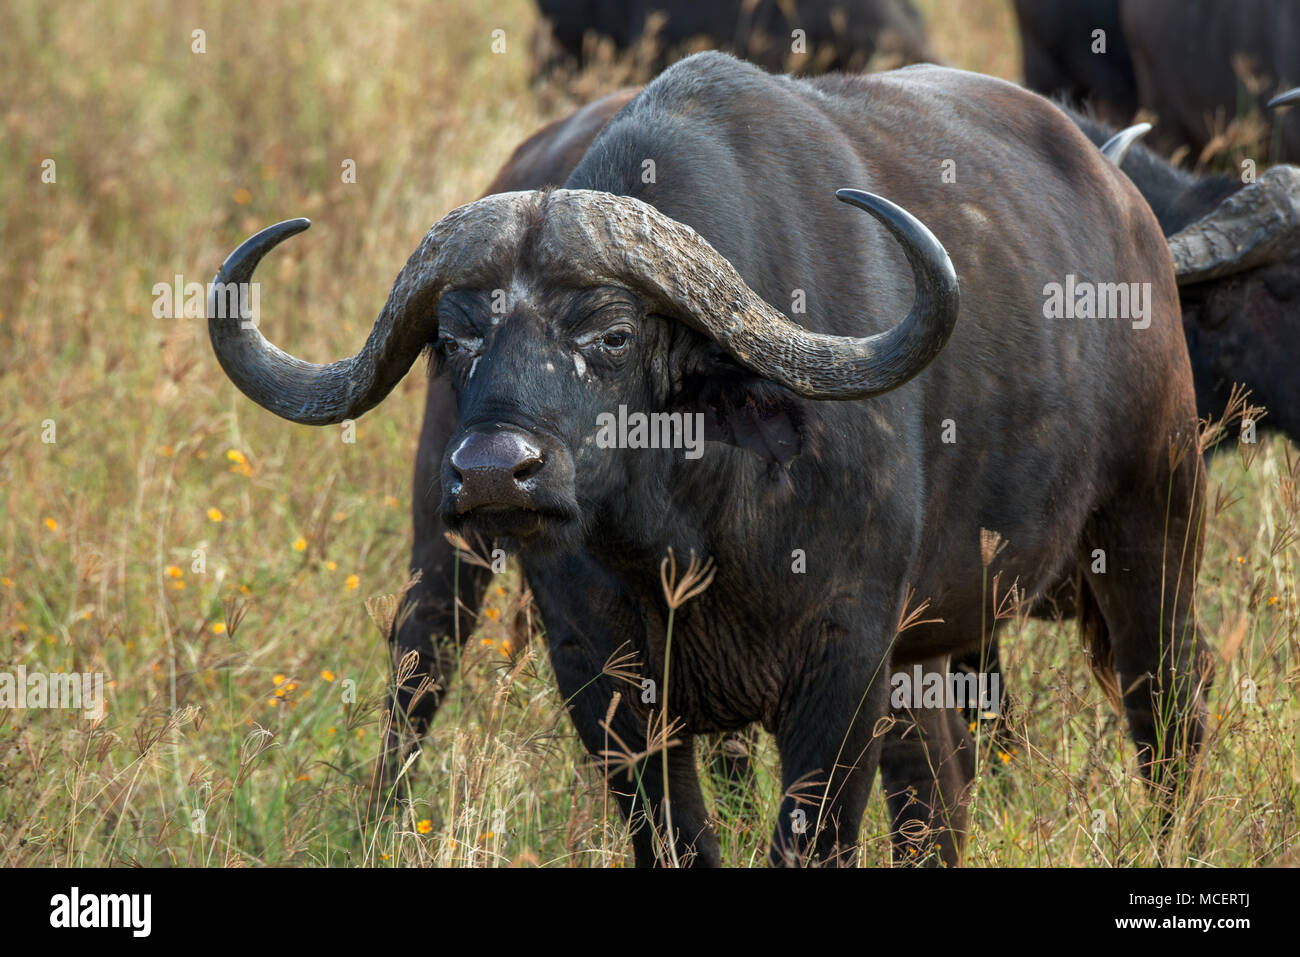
top-left (1167, 165), bottom-right (1300, 439)
top-left (209, 187), bottom-right (957, 551)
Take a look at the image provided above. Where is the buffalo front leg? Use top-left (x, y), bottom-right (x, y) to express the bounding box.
top-left (380, 375), bottom-right (494, 793)
top-left (550, 632), bottom-right (718, 866)
top-left (769, 635), bottom-right (889, 867)
top-left (533, 561), bottom-right (719, 867)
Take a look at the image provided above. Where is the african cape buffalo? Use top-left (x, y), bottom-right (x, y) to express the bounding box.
top-left (534, 0), bottom-right (933, 75)
top-left (1011, 0), bottom-right (1136, 127)
top-left (413, 83), bottom-right (1284, 852)
top-left (1014, 0), bottom-right (1300, 163)
top-left (210, 53), bottom-right (1210, 866)
top-left (1124, 0), bottom-right (1300, 163)
top-left (1082, 111), bottom-right (1300, 443)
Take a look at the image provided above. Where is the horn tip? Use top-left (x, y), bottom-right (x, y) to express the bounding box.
top-left (1267, 87), bottom-right (1300, 109)
top-left (273, 217), bottom-right (312, 236)
top-left (1100, 122), bottom-right (1153, 166)
top-left (217, 217), bottom-right (312, 280)
top-left (835, 188), bottom-right (888, 216)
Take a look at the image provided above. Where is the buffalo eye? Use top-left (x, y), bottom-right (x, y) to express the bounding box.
top-left (600, 329), bottom-right (630, 353)
top-left (574, 295), bottom-right (636, 357)
top-left (581, 323), bottom-right (634, 357)
top-left (439, 333), bottom-right (480, 358)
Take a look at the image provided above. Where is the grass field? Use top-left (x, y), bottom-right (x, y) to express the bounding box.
top-left (1, 0), bottom-right (1296, 867)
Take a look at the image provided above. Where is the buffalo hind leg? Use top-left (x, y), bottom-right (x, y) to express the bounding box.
top-left (1083, 458), bottom-right (1212, 820)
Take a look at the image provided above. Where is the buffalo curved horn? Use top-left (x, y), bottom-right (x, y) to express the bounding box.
top-left (1167, 165), bottom-right (1300, 284)
top-left (207, 195), bottom-right (538, 424)
top-left (1267, 87), bottom-right (1300, 109)
top-left (1099, 122), bottom-right (1152, 166)
top-left (536, 188), bottom-right (959, 400)
top-left (209, 187), bottom-right (959, 420)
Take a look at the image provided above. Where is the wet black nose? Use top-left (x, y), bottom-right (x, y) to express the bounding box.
top-left (448, 429), bottom-right (546, 513)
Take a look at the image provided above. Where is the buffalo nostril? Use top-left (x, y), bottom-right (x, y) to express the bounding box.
top-left (513, 451), bottom-right (545, 483)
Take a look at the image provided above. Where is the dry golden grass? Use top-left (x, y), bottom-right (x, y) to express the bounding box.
top-left (0, 0), bottom-right (1296, 867)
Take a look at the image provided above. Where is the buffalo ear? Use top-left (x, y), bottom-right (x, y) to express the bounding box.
top-left (423, 342), bottom-right (448, 378)
top-left (671, 371), bottom-right (804, 465)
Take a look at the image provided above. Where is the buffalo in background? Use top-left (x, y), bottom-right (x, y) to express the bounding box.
top-left (1014, 0), bottom-right (1300, 163)
top-left (1082, 110), bottom-right (1300, 443)
top-left (1011, 0), bottom-right (1135, 127)
top-left (534, 0), bottom-right (933, 75)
